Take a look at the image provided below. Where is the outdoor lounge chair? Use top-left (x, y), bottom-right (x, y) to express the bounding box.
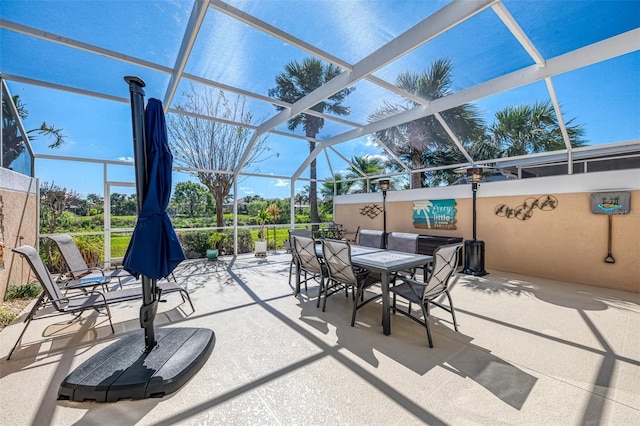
top-left (47, 234), bottom-right (133, 286)
top-left (389, 242), bottom-right (463, 347)
top-left (48, 234), bottom-right (178, 288)
top-left (7, 245), bottom-right (194, 360)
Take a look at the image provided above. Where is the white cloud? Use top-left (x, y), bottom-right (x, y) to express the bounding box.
top-left (118, 156), bottom-right (134, 162)
top-left (364, 153), bottom-right (388, 162)
top-left (239, 186), bottom-right (255, 194)
top-left (363, 136), bottom-right (377, 147)
top-left (275, 179), bottom-right (289, 187)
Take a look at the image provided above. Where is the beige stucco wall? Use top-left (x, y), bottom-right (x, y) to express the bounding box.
top-left (0, 168), bottom-right (38, 299)
top-left (335, 170), bottom-right (640, 293)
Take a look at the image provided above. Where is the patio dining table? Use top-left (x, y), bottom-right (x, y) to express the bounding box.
top-left (316, 244), bottom-right (433, 335)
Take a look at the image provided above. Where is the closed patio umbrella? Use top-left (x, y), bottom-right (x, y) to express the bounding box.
top-left (123, 97), bottom-right (185, 281)
top-left (57, 77), bottom-right (213, 403)
top-left (123, 93), bottom-right (186, 351)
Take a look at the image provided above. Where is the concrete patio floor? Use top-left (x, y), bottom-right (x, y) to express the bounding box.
top-left (1, 251), bottom-right (638, 425)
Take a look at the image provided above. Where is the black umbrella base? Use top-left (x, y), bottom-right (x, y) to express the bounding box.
top-left (58, 327), bottom-right (215, 402)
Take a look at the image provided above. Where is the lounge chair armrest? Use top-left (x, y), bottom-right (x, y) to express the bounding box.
top-left (62, 275), bottom-right (110, 290)
top-left (108, 261), bottom-right (124, 270)
top-left (64, 267), bottom-right (107, 277)
top-left (63, 289), bottom-right (109, 304)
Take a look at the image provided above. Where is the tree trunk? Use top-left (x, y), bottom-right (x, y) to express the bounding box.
top-left (411, 149), bottom-right (423, 189)
top-left (215, 192), bottom-right (224, 229)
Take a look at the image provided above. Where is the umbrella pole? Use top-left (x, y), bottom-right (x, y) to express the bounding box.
top-left (125, 76), bottom-right (158, 351)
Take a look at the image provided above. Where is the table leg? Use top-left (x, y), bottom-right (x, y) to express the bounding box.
top-left (381, 270), bottom-right (390, 335)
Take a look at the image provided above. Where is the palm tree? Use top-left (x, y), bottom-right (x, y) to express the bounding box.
top-left (486, 100), bottom-right (586, 157)
top-left (345, 155), bottom-right (386, 192)
top-left (2, 95), bottom-right (65, 169)
top-left (318, 172), bottom-right (349, 217)
top-left (269, 57), bottom-right (354, 227)
top-left (369, 59), bottom-right (484, 188)
top-left (294, 190), bottom-right (308, 215)
top-left (320, 172), bottom-right (349, 198)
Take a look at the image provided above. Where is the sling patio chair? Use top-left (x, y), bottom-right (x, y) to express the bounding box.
top-left (8, 245), bottom-right (141, 360)
top-left (343, 226), bottom-right (360, 245)
top-left (48, 234), bottom-right (178, 289)
top-left (287, 230), bottom-right (313, 293)
top-left (7, 245), bottom-right (194, 360)
top-left (320, 239), bottom-right (382, 326)
top-left (389, 242), bottom-right (463, 347)
top-left (358, 229), bottom-right (385, 248)
top-left (48, 234), bottom-right (133, 287)
top-left (387, 232), bottom-right (420, 280)
top-left (292, 235), bottom-right (328, 302)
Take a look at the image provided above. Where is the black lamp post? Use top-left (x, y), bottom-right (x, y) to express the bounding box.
top-left (377, 178), bottom-right (390, 248)
top-left (456, 166), bottom-right (488, 276)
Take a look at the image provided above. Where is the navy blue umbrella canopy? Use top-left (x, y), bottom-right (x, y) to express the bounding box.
top-left (123, 98), bottom-right (185, 279)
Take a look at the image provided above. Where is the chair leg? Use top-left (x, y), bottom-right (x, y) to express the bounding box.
top-left (296, 269), bottom-right (302, 296)
top-left (288, 258), bottom-right (294, 285)
top-left (322, 278), bottom-right (331, 312)
top-left (7, 315), bottom-right (34, 360)
top-left (420, 303), bottom-right (434, 348)
top-left (7, 293), bottom-right (46, 360)
top-left (351, 285), bottom-right (364, 326)
top-left (317, 276), bottom-right (324, 308)
top-left (182, 290), bottom-right (195, 312)
top-left (102, 303), bottom-right (115, 334)
top-left (445, 290), bottom-right (458, 331)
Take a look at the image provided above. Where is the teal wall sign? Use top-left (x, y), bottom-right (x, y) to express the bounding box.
top-left (413, 199), bottom-right (457, 230)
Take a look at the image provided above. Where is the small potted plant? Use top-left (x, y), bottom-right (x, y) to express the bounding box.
top-left (206, 232), bottom-right (223, 260)
top-left (255, 210), bottom-right (269, 256)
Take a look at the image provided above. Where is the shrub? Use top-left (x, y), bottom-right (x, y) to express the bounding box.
top-left (40, 238), bottom-right (67, 273)
top-left (179, 231), bottom-right (211, 256)
top-left (6, 283), bottom-right (41, 300)
top-left (0, 307), bottom-right (18, 328)
top-left (219, 229), bottom-right (253, 254)
top-left (295, 214), bottom-right (311, 223)
top-left (267, 238), bottom-right (278, 250)
top-left (209, 232), bottom-right (223, 249)
top-left (74, 235), bottom-right (104, 267)
top-left (111, 216), bottom-right (136, 228)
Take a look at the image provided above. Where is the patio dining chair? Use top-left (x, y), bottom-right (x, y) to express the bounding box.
top-left (321, 239), bottom-right (382, 326)
top-left (387, 232), bottom-right (420, 280)
top-left (288, 230), bottom-right (314, 292)
top-left (358, 229), bottom-right (385, 248)
top-left (389, 242), bottom-right (463, 347)
top-left (343, 226), bottom-right (360, 244)
top-left (292, 235), bottom-right (328, 301)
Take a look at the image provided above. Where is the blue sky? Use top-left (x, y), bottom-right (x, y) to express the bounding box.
top-left (2, 0), bottom-right (638, 198)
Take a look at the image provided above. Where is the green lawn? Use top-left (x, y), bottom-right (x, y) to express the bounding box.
top-left (111, 234), bottom-right (132, 258)
top-left (109, 226), bottom-right (306, 257)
